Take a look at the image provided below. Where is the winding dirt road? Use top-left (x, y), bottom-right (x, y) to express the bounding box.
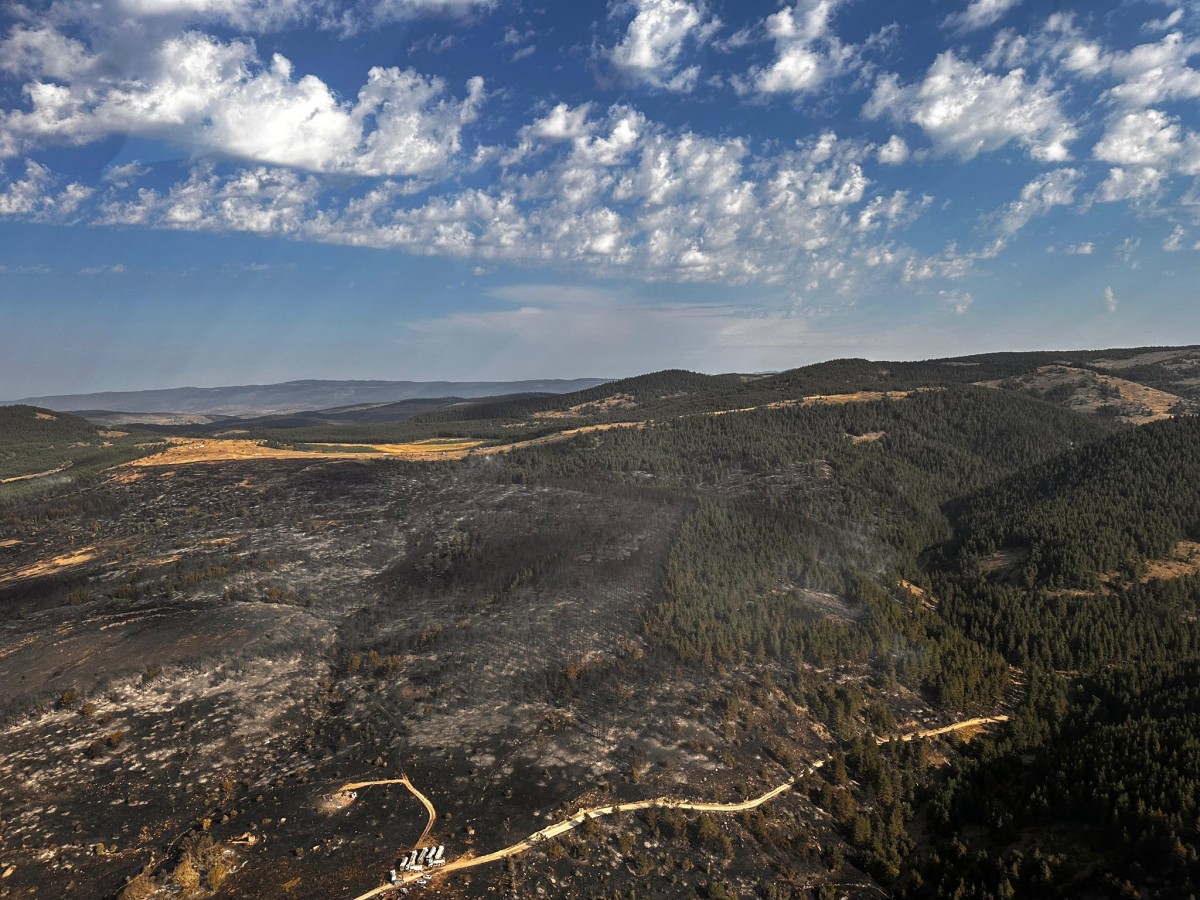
top-left (348, 714), bottom-right (1008, 898)
top-left (337, 777), bottom-right (437, 846)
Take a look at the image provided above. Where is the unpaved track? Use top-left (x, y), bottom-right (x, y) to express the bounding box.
top-left (350, 766), bottom-right (824, 900)
top-left (338, 777), bottom-right (437, 846)
top-left (0, 462), bottom-right (72, 483)
top-left (348, 715), bottom-right (1008, 898)
top-left (876, 715), bottom-right (1009, 743)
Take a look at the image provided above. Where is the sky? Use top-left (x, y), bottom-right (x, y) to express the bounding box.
top-left (1, 0), bottom-right (1199, 397)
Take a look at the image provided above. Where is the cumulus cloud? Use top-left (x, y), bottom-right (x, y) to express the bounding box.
top-left (1104, 285), bottom-right (1118, 312)
top-left (0, 29), bottom-right (485, 176)
top-left (994, 168), bottom-right (1079, 241)
top-left (72, 108), bottom-right (943, 291)
top-left (944, 0), bottom-right (1023, 34)
top-left (864, 52), bottom-right (1077, 161)
top-left (876, 135), bottom-right (909, 165)
top-left (1092, 108), bottom-right (1200, 180)
top-left (1164, 224), bottom-right (1185, 251)
top-left (1065, 241), bottom-right (1094, 255)
top-left (99, 163), bottom-right (321, 233)
top-left (606, 0), bottom-right (721, 92)
top-left (742, 0), bottom-right (854, 96)
top-left (0, 157), bottom-right (92, 220)
top-left (1105, 31), bottom-right (1200, 108)
top-left (1094, 166), bottom-right (1164, 203)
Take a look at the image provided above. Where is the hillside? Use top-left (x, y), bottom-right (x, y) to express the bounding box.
top-left (909, 417), bottom-right (1200, 898)
top-left (0, 405), bottom-right (161, 484)
top-left (404, 345), bottom-right (1200, 431)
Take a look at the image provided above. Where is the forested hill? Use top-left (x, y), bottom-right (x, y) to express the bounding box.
top-left (415, 369), bottom-right (739, 422)
top-left (0, 405), bottom-right (161, 485)
top-left (0, 405), bottom-right (98, 448)
top-left (951, 416), bottom-right (1200, 588)
top-left (407, 345), bottom-right (1200, 429)
top-left (917, 417), bottom-right (1200, 897)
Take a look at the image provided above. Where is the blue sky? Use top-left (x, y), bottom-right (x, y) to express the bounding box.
top-left (1, 0), bottom-right (1198, 397)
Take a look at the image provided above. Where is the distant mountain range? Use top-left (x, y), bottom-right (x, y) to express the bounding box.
top-left (3, 378), bottom-right (611, 418)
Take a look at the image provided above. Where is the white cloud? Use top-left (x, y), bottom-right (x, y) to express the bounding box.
top-left (364, 0), bottom-right (496, 25)
top-left (864, 52), bottom-right (1076, 161)
top-left (100, 163), bottom-right (321, 233)
top-left (103, 161), bottom-right (150, 188)
top-left (1104, 285), bottom-right (1118, 312)
top-left (876, 134), bottom-right (908, 165)
top-left (1145, 8), bottom-right (1185, 34)
top-left (944, 0), bottom-right (1023, 34)
top-left (1065, 241), bottom-right (1094, 255)
top-left (0, 25), bottom-right (96, 80)
top-left (1092, 108), bottom-right (1200, 177)
top-left (0, 157), bottom-right (92, 220)
top-left (607, 0), bottom-right (720, 92)
top-left (83, 109), bottom-right (943, 292)
top-left (993, 168), bottom-right (1079, 242)
top-left (7, 0), bottom-right (496, 39)
top-left (0, 30), bottom-right (486, 176)
top-left (0, 159), bottom-right (52, 216)
top-left (743, 0), bottom-right (854, 96)
top-left (1164, 224), bottom-right (1185, 251)
top-left (1117, 236), bottom-right (1141, 266)
top-left (1105, 31), bottom-right (1200, 108)
top-left (1095, 166), bottom-right (1166, 203)
top-left (939, 288), bottom-right (974, 314)
top-left (79, 263), bottom-right (126, 274)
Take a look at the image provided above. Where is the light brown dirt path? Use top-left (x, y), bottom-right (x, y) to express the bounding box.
top-left (337, 777), bottom-right (437, 847)
top-left (0, 462), bottom-right (72, 483)
top-left (877, 715), bottom-right (1010, 743)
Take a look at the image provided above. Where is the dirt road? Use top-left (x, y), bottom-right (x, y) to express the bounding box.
top-left (349, 761), bottom-right (826, 900)
top-left (338, 777), bottom-right (437, 846)
top-left (876, 715), bottom-right (1009, 743)
top-left (348, 712), bottom-right (1010, 897)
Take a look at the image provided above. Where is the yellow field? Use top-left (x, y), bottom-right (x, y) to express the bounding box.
top-left (127, 437), bottom-right (487, 467)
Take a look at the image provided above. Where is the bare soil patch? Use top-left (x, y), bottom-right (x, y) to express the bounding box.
top-left (1091, 349), bottom-right (1196, 371)
top-left (0, 547), bottom-right (96, 585)
top-left (979, 548), bottom-right (1030, 583)
top-left (978, 365), bottom-right (1186, 424)
top-left (1145, 540), bottom-right (1200, 581)
top-left (533, 393), bottom-right (639, 420)
top-left (897, 579), bottom-right (937, 610)
top-left (848, 431), bottom-right (886, 444)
